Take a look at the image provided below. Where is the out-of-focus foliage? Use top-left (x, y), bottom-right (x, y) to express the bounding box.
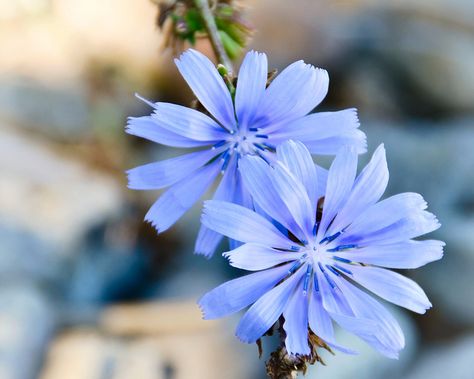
top-left (155, 0), bottom-right (252, 58)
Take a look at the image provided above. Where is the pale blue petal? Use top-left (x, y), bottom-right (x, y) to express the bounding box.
top-left (270, 109), bottom-right (366, 155)
top-left (346, 265), bottom-right (432, 314)
top-left (328, 144), bottom-right (388, 234)
top-left (332, 275), bottom-right (405, 358)
top-left (316, 269), bottom-right (354, 316)
top-left (202, 200), bottom-right (293, 249)
top-left (194, 225), bottom-right (224, 259)
top-left (235, 51), bottom-right (268, 130)
top-left (229, 238), bottom-right (244, 251)
top-left (255, 62), bottom-right (329, 129)
top-left (302, 131), bottom-right (367, 155)
top-left (195, 158), bottom-right (238, 257)
top-left (318, 147), bottom-right (358, 238)
top-left (349, 211), bottom-right (440, 246)
top-left (151, 103), bottom-right (229, 141)
top-left (272, 162), bottom-right (315, 238)
top-left (145, 160), bottom-right (220, 232)
top-left (308, 285), bottom-right (357, 354)
top-left (174, 49), bottom-right (235, 130)
top-left (341, 193), bottom-right (440, 245)
top-left (239, 156), bottom-right (306, 240)
top-left (283, 281), bottom-right (311, 356)
top-left (127, 148), bottom-right (219, 190)
top-left (224, 243), bottom-right (301, 271)
top-left (344, 192), bottom-right (427, 235)
top-left (198, 263), bottom-right (291, 319)
top-left (228, 172), bottom-right (254, 250)
top-left (316, 270), bottom-right (400, 358)
top-left (276, 140), bottom-right (318, 219)
top-left (334, 240), bottom-right (444, 269)
top-left (126, 116), bottom-right (208, 147)
top-left (236, 268), bottom-right (305, 343)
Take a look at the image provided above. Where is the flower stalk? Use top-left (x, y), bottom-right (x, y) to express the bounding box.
top-left (194, 0), bottom-right (234, 74)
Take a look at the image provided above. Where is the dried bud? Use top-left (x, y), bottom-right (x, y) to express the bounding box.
top-left (265, 319), bottom-right (334, 379)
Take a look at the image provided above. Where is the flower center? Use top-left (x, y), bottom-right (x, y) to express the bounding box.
top-left (285, 232), bottom-right (358, 296)
top-left (227, 128), bottom-right (273, 157)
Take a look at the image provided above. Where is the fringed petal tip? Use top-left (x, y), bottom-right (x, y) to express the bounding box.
top-left (197, 286), bottom-right (228, 321)
top-left (222, 250), bottom-right (233, 264)
top-left (194, 248), bottom-right (213, 259)
top-left (235, 332), bottom-right (258, 344)
top-left (346, 108), bottom-right (367, 154)
top-left (125, 169), bottom-right (135, 189)
top-left (124, 116), bottom-right (139, 133)
top-left (144, 217), bottom-right (162, 234)
top-left (196, 297), bottom-right (210, 320)
top-left (194, 240), bottom-right (217, 259)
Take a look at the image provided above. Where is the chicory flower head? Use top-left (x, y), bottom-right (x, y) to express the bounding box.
top-left (199, 140), bottom-right (444, 358)
top-left (126, 49), bottom-right (366, 257)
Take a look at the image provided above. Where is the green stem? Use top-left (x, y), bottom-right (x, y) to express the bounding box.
top-left (194, 0), bottom-right (234, 75)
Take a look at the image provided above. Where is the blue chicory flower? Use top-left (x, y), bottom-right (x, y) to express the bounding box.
top-left (198, 140), bottom-right (444, 358)
top-left (126, 49), bottom-right (366, 257)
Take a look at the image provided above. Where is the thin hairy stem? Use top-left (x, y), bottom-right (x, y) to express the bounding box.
top-left (194, 0), bottom-right (234, 74)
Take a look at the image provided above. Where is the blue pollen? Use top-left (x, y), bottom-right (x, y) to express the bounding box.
top-left (221, 153), bottom-right (231, 171)
top-left (327, 244), bottom-right (357, 252)
top-left (326, 265), bottom-right (340, 276)
top-left (323, 270), bottom-right (337, 289)
top-left (290, 245), bottom-right (300, 251)
top-left (332, 256), bottom-right (352, 264)
top-left (221, 149), bottom-right (230, 160)
top-left (256, 150), bottom-right (271, 164)
top-left (334, 264), bottom-right (353, 276)
top-left (249, 127), bottom-right (259, 132)
top-left (254, 143), bottom-right (266, 151)
top-left (255, 134), bottom-right (269, 139)
top-left (319, 231), bottom-right (342, 245)
top-left (312, 222), bottom-right (319, 236)
top-left (314, 275), bottom-right (320, 292)
top-left (288, 261), bottom-right (302, 274)
top-left (212, 140), bottom-right (227, 149)
top-left (317, 262), bottom-right (325, 272)
top-left (303, 265), bottom-right (312, 295)
top-left (263, 142), bottom-right (276, 151)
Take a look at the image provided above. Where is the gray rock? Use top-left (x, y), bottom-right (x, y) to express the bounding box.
top-left (0, 225), bottom-right (60, 282)
top-left (0, 126), bottom-right (124, 253)
top-left (0, 284), bottom-right (55, 379)
top-left (0, 77), bottom-right (90, 140)
top-left (403, 335), bottom-right (474, 379)
top-left (251, 0), bottom-right (474, 113)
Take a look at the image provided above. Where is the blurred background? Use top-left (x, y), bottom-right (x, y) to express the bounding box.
top-left (0, 0), bottom-right (473, 378)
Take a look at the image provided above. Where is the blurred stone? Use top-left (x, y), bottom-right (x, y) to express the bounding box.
top-left (250, 0), bottom-right (474, 115)
top-left (0, 225), bottom-right (61, 282)
top-left (67, 246), bottom-right (151, 306)
top-left (0, 78), bottom-right (90, 140)
top-left (100, 301), bottom-right (215, 336)
top-left (40, 301), bottom-right (260, 379)
top-left (38, 329), bottom-right (124, 379)
top-left (306, 307), bottom-right (418, 379)
top-left (0, 0), bottom-right (161, 84)
top-left (363, 119), bottom-right (474, 326)
top-left (403, 335), bottom-right (474, 379)
top-left (0, 284), bottom-right (55, 379)
top-left (0, 126), bottom-right (123, 253)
